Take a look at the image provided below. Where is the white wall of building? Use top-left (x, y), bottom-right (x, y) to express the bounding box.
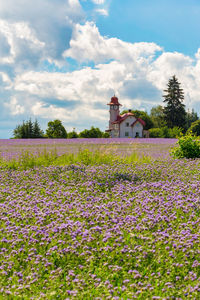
top-left (110, 116), bottom-right (144, 138)
top-left (132, 122), bottom-right (143, 137)
top-left (119, 116), bottom-right (136, 138)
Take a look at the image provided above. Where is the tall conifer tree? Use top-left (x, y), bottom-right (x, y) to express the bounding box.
top-left (163, 75), bottom-right (186, 128)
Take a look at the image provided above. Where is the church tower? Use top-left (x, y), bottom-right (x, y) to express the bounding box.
top-left (107, 95), bottom-right (121, 129)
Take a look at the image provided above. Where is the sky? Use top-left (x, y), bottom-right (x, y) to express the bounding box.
top-left (0, 0), bottom-right (200, 138)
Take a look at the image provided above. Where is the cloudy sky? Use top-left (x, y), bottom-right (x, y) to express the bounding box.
top-left (0, 0), bottom-right (200, 138)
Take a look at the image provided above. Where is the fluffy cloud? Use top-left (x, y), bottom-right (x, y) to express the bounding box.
top-left (0, 19), bottom-right (45, 69)
top-left (96, 9), bottom-right (109, 16)
top-left (14, 61), bottom-right (126, 103)
top-left (91, 0), bottom-right (106, 4)
top-left (0, 0), bottom-right (83, 69)
top-left (4, 97), bottom-right (24, 115)
top-left (64, 22), bottom-right (162, 65)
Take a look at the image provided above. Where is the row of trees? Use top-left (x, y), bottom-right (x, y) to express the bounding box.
top-left (149, 75), bottom-right (199, 137)
top-left (13, 119), bottom-right (110, 139)
top-left (121, 75), bottom-right (199, 137)
top-left (13, 120), bottom-right (44, 139)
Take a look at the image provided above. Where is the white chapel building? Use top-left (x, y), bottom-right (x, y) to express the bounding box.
top-left (106, 95), bottom-right (146, 138)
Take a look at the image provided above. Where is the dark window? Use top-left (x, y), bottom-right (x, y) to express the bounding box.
top-left (126, 122), bottom-right (129, 127)
top-left (125, 132), bottom-right (129, 137)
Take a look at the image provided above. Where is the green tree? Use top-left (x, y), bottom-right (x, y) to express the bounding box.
top-left (68, 129), bottom-right (79, 138)
top-left (120, 110), bottom-right (153, 130)
top-left (27, 119), bottom-right (34, 138)
top-left (79, 126), bottom-right (103, 138)
top-left (46, 120), bottom-right (67, 138)
top-left (13, 124), bottom-right (23, 138)
top-left (163, 75), bottom-right (186, 128)
top-left (102, 132), bottom-right (110, 138)
top-left (188, 120), bottom-right (200, 136)
top-left (149, 126), bottom-right (182, 138)
top-left (33, 120), bottom-right (44, 138)
top-left (150, 105), bottom-right (166, 128)
top-left (186, 108), bottom-right (199, 130)
top-left (149, 128), bottom-right (163, 138)
top-left (13, 119), bottom-right (43, 138)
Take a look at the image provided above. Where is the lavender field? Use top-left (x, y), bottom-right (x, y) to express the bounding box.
top-left (0, 138), bottom-right (177, 161)
top-left (0, 139), bottom-right (200, 299)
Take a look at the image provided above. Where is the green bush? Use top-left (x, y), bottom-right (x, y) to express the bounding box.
top-left (168, 126), bottom-right (183, 138)
top-left (149, 128), bottom-right (163, 138)
top-left (187, 119), bottom-right (200, 136)
top-left (149, 126), bottom-right (183, 138)
top-left (171, 133), bottom-right (200, 158)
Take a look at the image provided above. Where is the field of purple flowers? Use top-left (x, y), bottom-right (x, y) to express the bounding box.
top-left (0, 138), bottom-right (177, 160)
top-left (0, 139), bottom-right (199, 299)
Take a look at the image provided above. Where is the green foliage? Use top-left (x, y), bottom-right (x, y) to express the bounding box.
top-left (0, 148), bottom-right (151, 170)
top-left (150, 105), bottom-right (166, 128)
top-left (120, 110), bottom-right (153, 130)
top-left (171, 133), bottom-right (200, 158)
top-left (187, 119), bottom-right (200, 136)
top-left (68, 130), bottom-right (79, 138)
top-left (13, 119), bottom-right (44, 138)
top-left (149, 126), bottom-right (182, 138)
top-left (169, 126), bottom-right (183, 138)
top-left (102, 132), bottom-right (110, 138)
top-left (186, 108), bottom-right (199, 130)
top-left (149, 128), bottom-right (163, 138)
top-left (163, 75), bottom-right (186, 128)
top-left (46, 119), bottom-right (67, 138)
top-left (79, 126), bottom-right (104, 138)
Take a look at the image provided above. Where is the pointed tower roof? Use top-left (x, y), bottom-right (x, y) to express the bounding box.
top-left (107, 95), bottom-right (122, 106)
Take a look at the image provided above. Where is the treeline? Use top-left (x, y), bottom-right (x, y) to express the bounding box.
top-left (119, 106), bottom-right (198, 138)
top-left (13, 119), bottom-right (110, 139)
top-left (122, 75), bottom-right (199, 137)
top-left (149, 75), bottom-right (199, 137)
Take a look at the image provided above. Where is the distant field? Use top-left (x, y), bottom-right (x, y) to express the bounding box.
top-left (0, 138), bottom-right (177, 160)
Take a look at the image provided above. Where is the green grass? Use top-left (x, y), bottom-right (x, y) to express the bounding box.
top-left (0, 148), bottom-right (152, 170)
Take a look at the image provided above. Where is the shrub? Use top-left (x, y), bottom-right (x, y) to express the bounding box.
top-left (168, 126), bottom-right (183, 138)
top-left (171, 133), bottom-right (200, 158)
top-left (68, 131), bottom-right (79, 138)
top-left (149, 128), bottom-right (163, 138)
top-left (149, 126), bottom-right (183, 138)
top-left (187, 119), bottom-right (200, 136)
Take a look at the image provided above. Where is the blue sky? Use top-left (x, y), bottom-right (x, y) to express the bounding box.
top-left (94, 0), bottom-right (200, 56)
top-left (0, 0), bottom-right (200, 138)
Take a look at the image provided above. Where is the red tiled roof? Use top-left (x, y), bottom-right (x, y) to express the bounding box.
top-left (131, 118), bottom-right (146, 127)
top-left (112, 114), bottom-right (145, 127)
top-left (107, 96), bottom-right (122, 106)
top-left (112, 112), bottom-right (135, 124)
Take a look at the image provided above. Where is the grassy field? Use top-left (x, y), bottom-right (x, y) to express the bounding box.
top-left (0, 138), bottom-right (176, 162)
top-left (0, 139), bottom-right (199, 299)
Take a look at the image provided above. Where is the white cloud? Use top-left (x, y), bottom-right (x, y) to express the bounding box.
top-left (14, 61), bottom-right (126, 103)
top-left (0, 0), bottom-right (83, 69)
top-left (91, 0), bottom-right (106, 4)
top-left (0, 72), bottom-right (12, 87)
top-left (96, 8), bottom-right (109, 16)
top-left (0, 19), bottom-right (45, 67)
top-left (64, 22), bottom-right (162, 65)
top-left (4, 97), bottom-right (25, 115)
top-left (31, 101), bottom-right (73, 121)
